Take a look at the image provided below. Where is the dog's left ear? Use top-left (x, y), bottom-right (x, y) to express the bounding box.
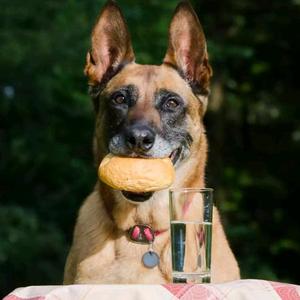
top-left (163, 1), bottom-right (212, 96)
top-left (85, 0), bottom-right (135, 85)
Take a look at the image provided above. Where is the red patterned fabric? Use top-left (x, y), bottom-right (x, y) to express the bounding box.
top-left (3, 280), bottom-right (300, 300)
top-left (4, 296), bottom-right (45, 300)
top-left (163, 284), bottom-right (215, 299)
top-left (271, 281), bottom-right (300, 300)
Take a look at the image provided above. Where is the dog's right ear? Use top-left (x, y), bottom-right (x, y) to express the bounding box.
top-left (85, 0), bottom-right (135, 85)
top-left (163, 1), bottom-right (212, 96)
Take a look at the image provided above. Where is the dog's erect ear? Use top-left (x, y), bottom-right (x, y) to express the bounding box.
top-left (85, 0), bottom-right (135, 85)
top-left (163, 1), bottom-right (212, 95)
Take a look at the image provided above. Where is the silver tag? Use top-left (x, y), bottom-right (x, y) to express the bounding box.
top-left (142, 251), bottom-right (159, 268)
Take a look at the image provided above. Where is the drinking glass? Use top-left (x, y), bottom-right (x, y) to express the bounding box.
top-left (169, 188), bottom-right (213, 283)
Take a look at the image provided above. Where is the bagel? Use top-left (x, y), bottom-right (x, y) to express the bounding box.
top-left (98, 154), bottom-right (175, 192)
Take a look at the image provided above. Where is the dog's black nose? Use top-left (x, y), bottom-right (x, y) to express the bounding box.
top-left (125, 125), bottom-right (155, 152)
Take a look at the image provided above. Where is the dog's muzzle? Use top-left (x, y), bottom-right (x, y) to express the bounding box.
top-left (121, 147), bottom-right (182, 203)
top-left (122, 191), bottom-right (154, 202)
top-left (124, 124), bottom-right (155, 154)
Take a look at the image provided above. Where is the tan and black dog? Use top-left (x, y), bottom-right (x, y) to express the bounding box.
top-left (64, 0), bottom-right (240, 284)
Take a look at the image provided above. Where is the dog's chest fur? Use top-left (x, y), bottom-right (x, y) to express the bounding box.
top-left (72, 188), bottom-right (172, 283)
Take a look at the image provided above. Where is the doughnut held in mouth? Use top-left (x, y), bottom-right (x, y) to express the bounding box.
top-left (98, 154), bottom-right (175, 193)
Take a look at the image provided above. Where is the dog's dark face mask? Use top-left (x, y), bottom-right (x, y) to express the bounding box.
top-left (99, 70), bottom-right (193, 165)
top-left (85, 1), bottom-right (212, 202)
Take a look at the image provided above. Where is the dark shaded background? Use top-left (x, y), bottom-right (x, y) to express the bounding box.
top-left (1, 0), bottom-right (299, 296)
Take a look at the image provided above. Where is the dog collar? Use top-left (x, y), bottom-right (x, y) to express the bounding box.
top-left (127, 224), bottom-right (167, 244)
top-left (127, 224), bottom-right (167, 268)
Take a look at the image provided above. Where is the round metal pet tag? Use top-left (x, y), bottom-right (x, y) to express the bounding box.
top-left (142, 251), bottom-right (159, 268)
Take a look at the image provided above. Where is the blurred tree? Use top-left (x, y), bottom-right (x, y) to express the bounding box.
top-left (198, 0), bottom-right (300, 282)
top-left (0, 0), bottom-right (299, 297)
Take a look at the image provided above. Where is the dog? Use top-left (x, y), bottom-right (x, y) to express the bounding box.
top-left (63, 0), bottom-right (240, 284)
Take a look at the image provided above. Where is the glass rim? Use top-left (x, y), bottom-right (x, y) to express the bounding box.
top-left (169, 187), bottom-right (213, 193)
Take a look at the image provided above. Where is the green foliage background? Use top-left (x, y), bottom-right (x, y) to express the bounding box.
top-left (1, 0), bottom-right (299, 296)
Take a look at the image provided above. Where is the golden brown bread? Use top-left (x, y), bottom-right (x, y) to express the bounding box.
top-left (98, 154), bottom-right (175, 192)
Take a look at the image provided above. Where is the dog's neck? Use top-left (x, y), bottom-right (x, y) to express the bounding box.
top-left (97, 134), bottom-right (207, 232)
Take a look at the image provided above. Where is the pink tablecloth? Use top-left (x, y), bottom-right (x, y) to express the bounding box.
top-left (3, 280), bottom-right (300, 300)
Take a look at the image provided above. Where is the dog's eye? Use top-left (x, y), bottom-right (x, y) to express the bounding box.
top-left (164, 98), bottom-right (179, 110)
top-left (112, 94), bottom-right (126, 105)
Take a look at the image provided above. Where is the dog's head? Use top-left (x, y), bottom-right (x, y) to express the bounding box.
top-left (85, 1), bottom-right (212, 203)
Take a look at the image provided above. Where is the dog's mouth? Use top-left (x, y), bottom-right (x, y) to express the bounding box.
top-left (121, 147), bottom-right (181, 203)
top-left (169, 147), bottom-right (181, 165)
top-left (121, 191), bottom-right (154, 202)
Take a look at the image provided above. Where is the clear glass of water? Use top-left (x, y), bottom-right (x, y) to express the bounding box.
top-left (169, 188), bottom-right (213, 283)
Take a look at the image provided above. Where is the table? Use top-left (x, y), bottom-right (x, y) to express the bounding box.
top-left (3, 280), bottom-right (300, 300)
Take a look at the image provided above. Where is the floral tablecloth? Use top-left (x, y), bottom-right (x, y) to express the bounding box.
top-left (3, 280), bottom-right (300, 300)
